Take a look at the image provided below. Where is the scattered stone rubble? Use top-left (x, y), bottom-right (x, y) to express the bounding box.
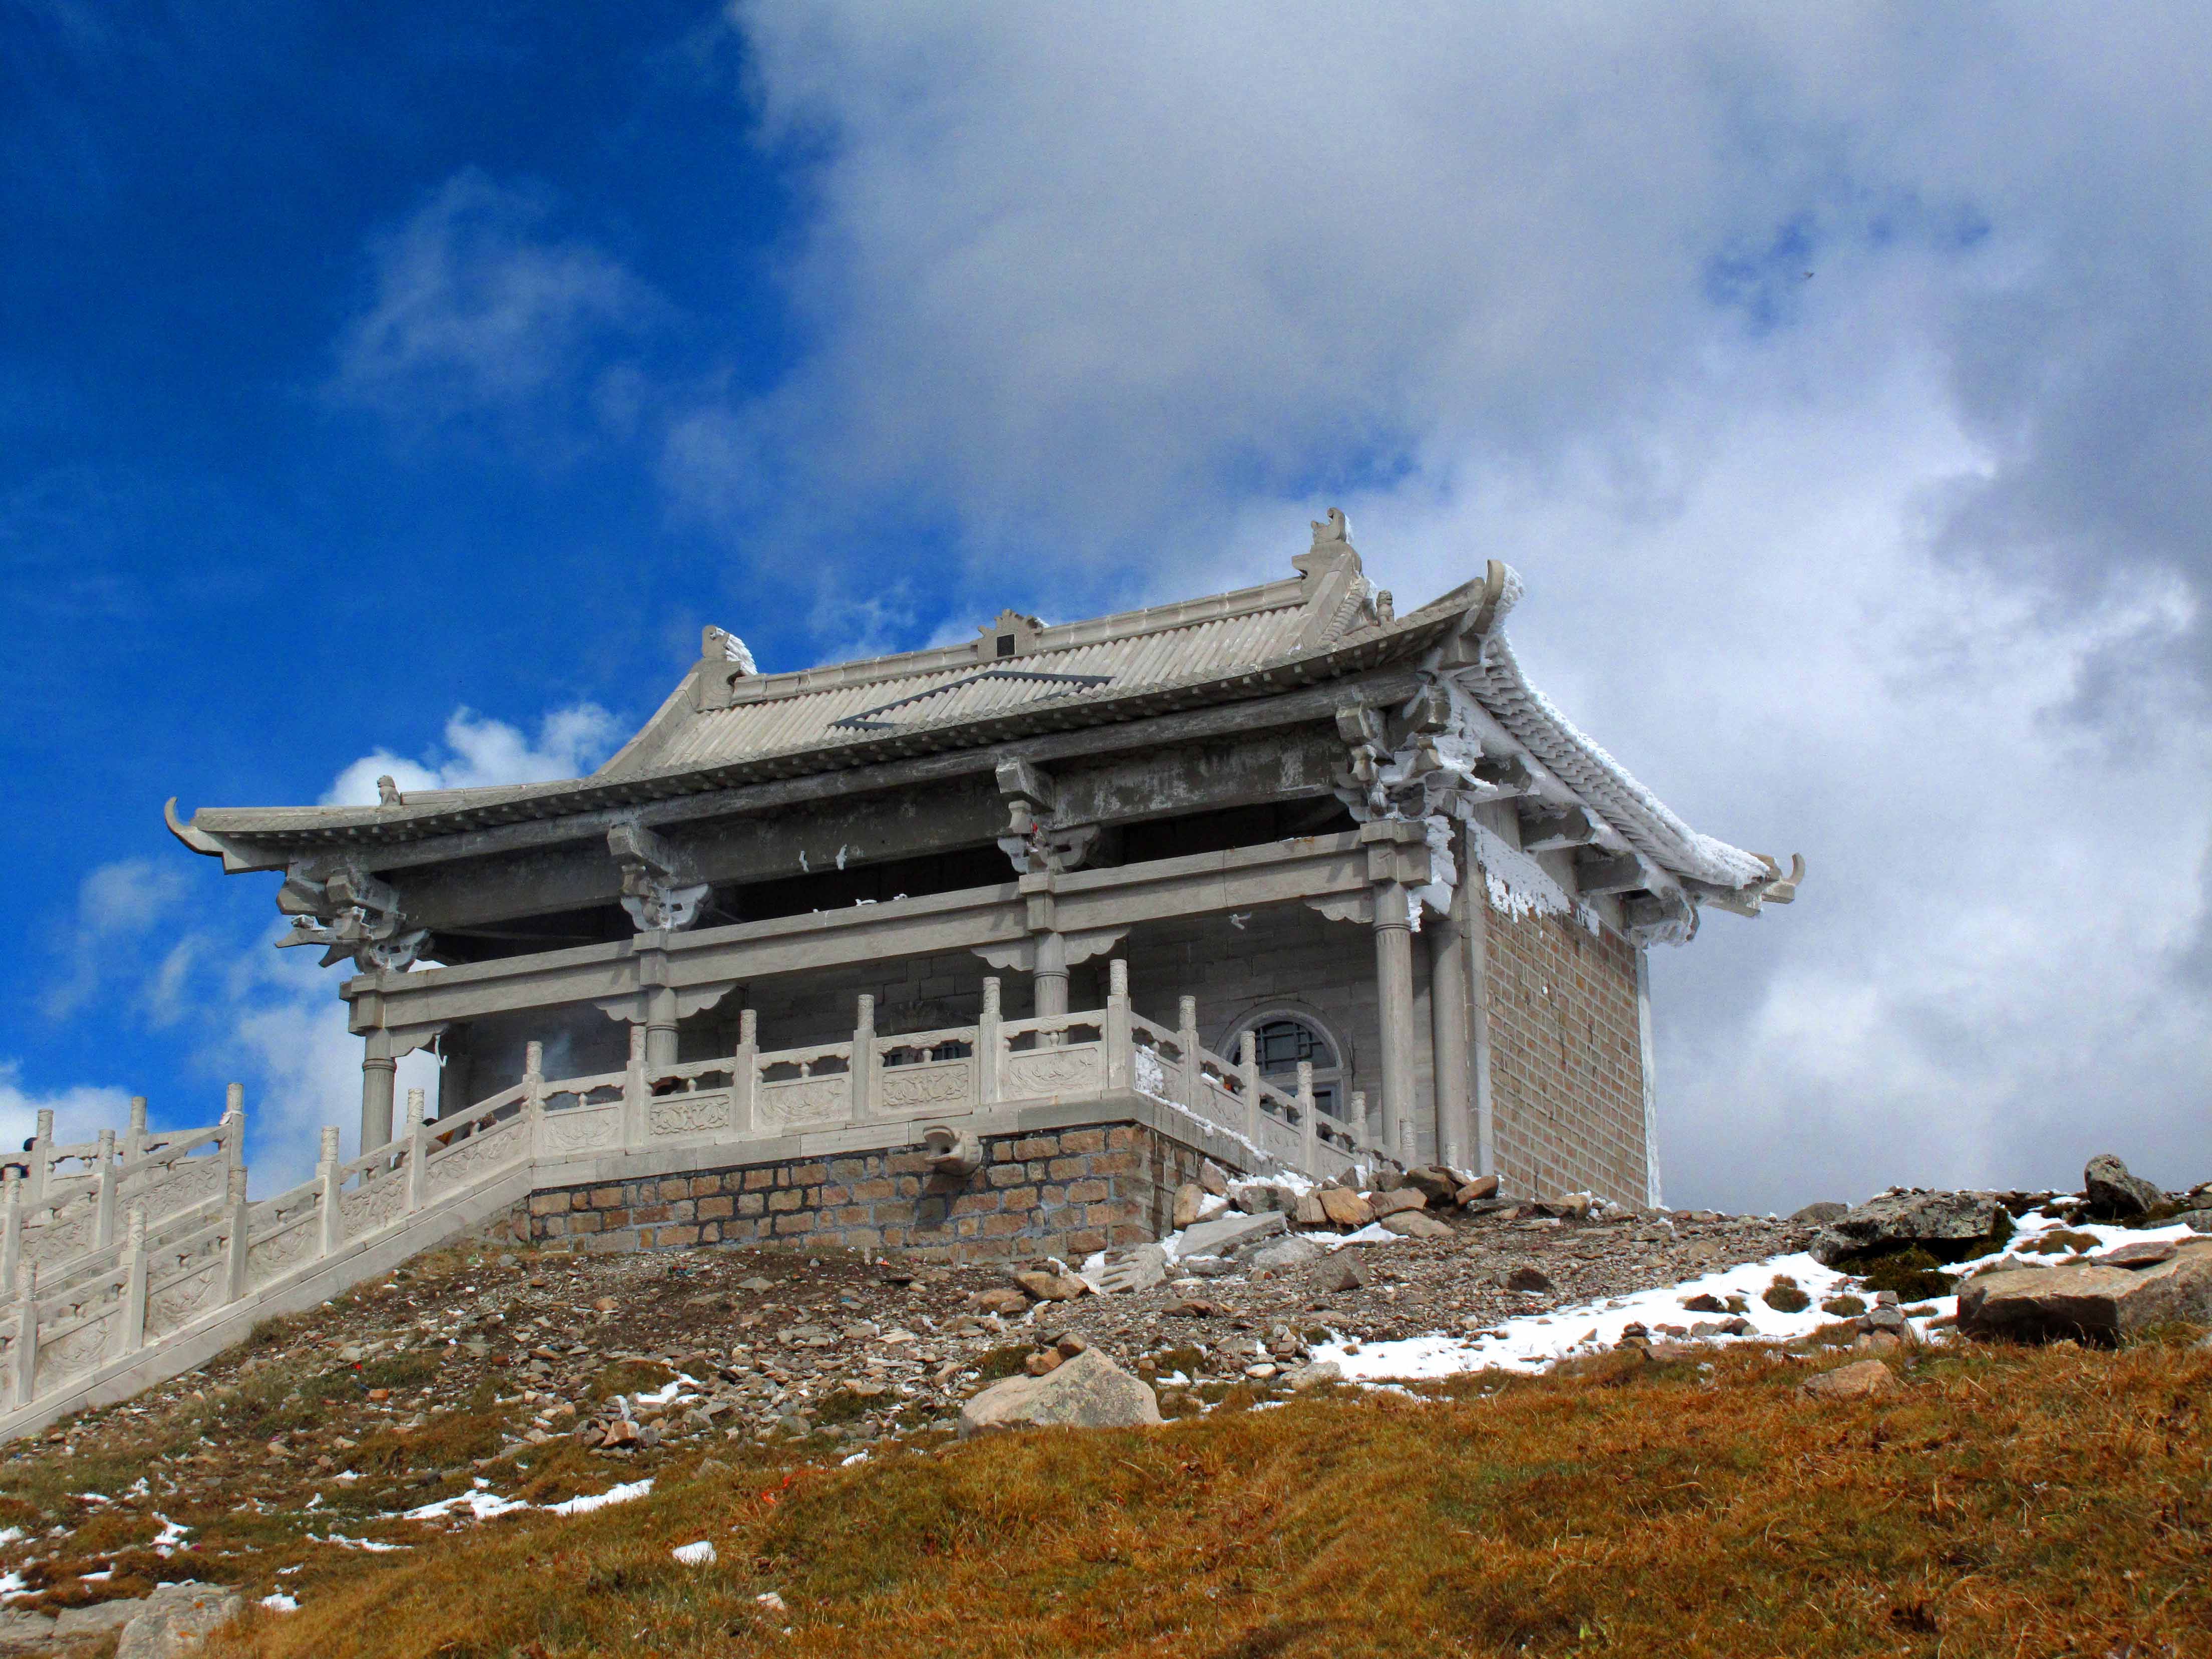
top-left (0, 1151), bottom-right (2199, 1640)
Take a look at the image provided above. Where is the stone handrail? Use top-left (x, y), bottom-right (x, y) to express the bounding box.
top-left (0, 958), bottom-right (1384, 1433)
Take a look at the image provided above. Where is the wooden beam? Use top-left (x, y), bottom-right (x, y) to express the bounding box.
top-left (1573, 852), bottom-right (1648, 897)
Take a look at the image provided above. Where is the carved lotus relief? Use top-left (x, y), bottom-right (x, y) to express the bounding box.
top-left (1002, 1047), bottom-right (1101, 1098)
top-left (877, 1061), bottom-right (973, 1111)
top-left (649, 1096), bottom-right (734, 1138)
top-left (756, 1078), bottom-right (847, 1128)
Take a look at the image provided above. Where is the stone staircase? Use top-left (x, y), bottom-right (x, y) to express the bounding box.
top-left (0, 961), bottom-right (1392, 1444)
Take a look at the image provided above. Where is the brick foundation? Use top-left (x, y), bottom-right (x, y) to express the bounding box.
top-left (484, 1121), bottom-right (1217, 1265)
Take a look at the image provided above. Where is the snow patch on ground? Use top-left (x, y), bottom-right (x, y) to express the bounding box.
top-left (546, 1478), bottom-right (654, 1517)
top-left (1308, 1205), bottom-right (2203, 1384)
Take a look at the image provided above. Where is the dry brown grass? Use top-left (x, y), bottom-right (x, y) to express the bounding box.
top-left (200, 1333), bottom-right (2211, 1658)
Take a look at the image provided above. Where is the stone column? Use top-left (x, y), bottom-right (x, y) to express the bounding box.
top-left (1358, 819), bottom-right (1430, 1162)
top-left (645, 984), bottom-right (680, 1070)
top-left (1372, 879), bottom-right (1417, 1158)
top-left (1032, 929), bottom-right (1069, 1021)
top-left (1636, 947), bottom-right (1663, 1208)
top-left (1426, 859), bottom-right (1473, 1171)
top-left (1467, 885), bottom-right (1497, 1180)
top-left (639, 935), bottom-right (680, 1070)
top-left (360, 1028), bottom-right (397, 1154)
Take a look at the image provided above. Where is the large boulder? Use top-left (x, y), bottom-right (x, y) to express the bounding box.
top-left (1367, 1188), bottom-right (1429, 1220)
top-left (1808, 1190), bottom-right (2011, 1266)
top-left (1178, 1209), bottom-right (1286, 1257)
top-left (1401, 1166), bottom-right (1464, 1204)
top-left (958, 1348), bottom-right (1164, 1438)
top-left (1316, 1188), bottom-right (1375, 1229)
top-left (2083, 1154), bottom-right (2164, 1219)
top-left (1380, 1211), bottom-right (1452, 1239)
top-left (1798, 1359), bottom-right (1899, 1402)
top-left (1957, 1243), bottom-right (2212, 1343)
top-left (1245, 1234), bottom-right (1325, 1275)
top-left (1790, 1201), bottom-right (1849, 1225)
top-left (117, 1582), bottom-right (244, 1659)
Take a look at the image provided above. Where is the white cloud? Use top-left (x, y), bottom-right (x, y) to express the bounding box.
top-left (322, 703), bottom-right (621, 806)
top-left (684, 2), bottom-right (2212, 1206)
top-left (330, 169), bottom-right (660, 428)
top-left (1347, 338), bottom-right (2210, 1206)
top-left (41, 857), bottom-right (191, 1019)
top-left (0, 1062), bottom-right (135, 1159)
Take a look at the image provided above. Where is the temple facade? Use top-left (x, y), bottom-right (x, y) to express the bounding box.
top-left (168, 512), bottom-right (1798, 1221)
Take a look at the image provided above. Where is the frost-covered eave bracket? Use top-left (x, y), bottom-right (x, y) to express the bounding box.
top-left (1333, 559), bottom-right (1803, 944)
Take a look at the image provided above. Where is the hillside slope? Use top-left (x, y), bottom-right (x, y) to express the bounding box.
top-left (192, 1332), bottom-right (2210, 1659)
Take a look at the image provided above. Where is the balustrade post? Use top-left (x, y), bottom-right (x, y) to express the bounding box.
top-left (1103, 961), bottom-right (1132, 1089)
top-left (521, 1040), bottom-right (548, 1160)
top-left (223, 1164), bottom-right (250, 1303)
top-left (978, 978), bottom-right (1002, 1106)
top-left (851, 995), bottom-right (877, 1123)
top-left (1298, 1061), bottom-right (1317, 1172)
top-left (1239, 1031), bottom-right (1261, 1144)
top-left (125, 1096), bottom-right (148, 1164)
top-left (316, 1126), bottom-right (343, 1260)
top-left (732, 1009), bottom-right (758, 1137)
top-left (1351, 1090), bottom-right (1369, 1152)
top-left (10, 1263), bottom-right (36, 1411)
top-left (620, 1026), bottom-right (646, 1149)
top-left (221, 1084), bottom-right (245, 1188)
top-left (115, 1207), bottom-right (148, 1359)
top-left (93, 1129), bottom-right (118, 1252)
top-left (28, 1111), bottom-right (53, 1211)
top-left (0, 1173), bottom-right (18, 1301)
top-left (1178, 997), bottom-right (1201, 1106)
top-left (403, 1088), bottom-right (428, 1211)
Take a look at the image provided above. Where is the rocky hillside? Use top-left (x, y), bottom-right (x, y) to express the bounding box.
top-left (0, 1153), bottom-right (2203, 1656)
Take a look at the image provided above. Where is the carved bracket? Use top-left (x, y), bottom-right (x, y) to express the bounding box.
top-left (1307, 893), bottom-right (1375, 927)
top-left (971, 927), bottom-right (1127, 975)
top-left (992, 759), bottom-right (1108, 874)
top-left (274, 863), bottom-right (428, 971)
top-left (609, 821), bottom-right (710, 933)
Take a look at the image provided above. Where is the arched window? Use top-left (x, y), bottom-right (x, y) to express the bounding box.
top-left (1227, 1011), bottom-right (1348, 1121)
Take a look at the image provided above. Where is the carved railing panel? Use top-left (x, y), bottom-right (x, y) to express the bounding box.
top-left (539, 1102), bottom-right (621, 1157)
top-left (755, 1075), bottom-right (849, 1130)
top-left (647, 1090), bottom-right (736, 1140)
top-left (425, 1121), bottom-right (526, 1195)
top-left (244, 1213), bottom-right (321, 1292)
top-left (341, 1170), bottom-right (410, 1239)
top-left (1001, 1043), bottom-right (1103, 1100)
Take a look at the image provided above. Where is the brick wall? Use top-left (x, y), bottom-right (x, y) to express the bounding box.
top-left (1483, 907), bottom-right (1647, 1208)
top-left (489, 1121), bottom-right (1214, 1266)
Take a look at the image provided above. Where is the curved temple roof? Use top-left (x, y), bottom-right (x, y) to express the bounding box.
top-left (167, 520), bottom-right (1792, 915)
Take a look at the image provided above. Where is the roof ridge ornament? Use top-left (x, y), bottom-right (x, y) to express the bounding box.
top-left (703, 627), bottom-right (758, 676)
top-left (977, 608), bottom-right (1046, 663)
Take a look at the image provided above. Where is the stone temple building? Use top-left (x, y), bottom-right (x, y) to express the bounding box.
top-left (0, 511), bottom-right (1800, 1442)
top-left (169, 510), bottom-right (1794, 1232)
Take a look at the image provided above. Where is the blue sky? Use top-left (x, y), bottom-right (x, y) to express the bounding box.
top-left (6, 3), bottom-right (2208, 1205)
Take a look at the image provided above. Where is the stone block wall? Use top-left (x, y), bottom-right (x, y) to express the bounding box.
top-left (488, 1121), bottom-right (1215, 1265)
top-left (1483, 907), bottom-right (1647, 1208)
